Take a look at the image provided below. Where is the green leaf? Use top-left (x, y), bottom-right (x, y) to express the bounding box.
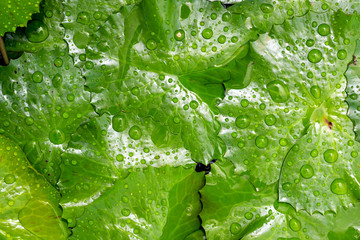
top-left (0, 46), bottom-right (95, 184)
top-left (61, 158), bottom-right (204, 239)
top-left (0, 135), bottom-right (69, 239)
top-left (200, 160), bottom-right (360, 239)
top-left (217, 9), bottom-right (360, 200)
top-left (0, 0), bottom-right (41, 36)
top-left (4, 0), bottom-right (66, 54)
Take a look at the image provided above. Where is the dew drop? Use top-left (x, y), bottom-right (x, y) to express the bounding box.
top-left (265, 114), bottom-right (276, 126)
top-left (32, 71), bottom-right (43, 83)
top-left (308, 49), bottom-right (322, 63)
top-left (116, 154), bottom-right (124, 162)
top-left (306, 39), bottom-right (315, 47)
top-left (217, 35), bottom-right (226, 44)
top-left (76, 12), bottom-right (90, 25)
top-left (244, 212), bottom-right (253, 220)
top-left (229, 222), bottom-right (241, 234)
top-left (267, 80), bottom-right (290, 103)
top-left (190, 100), bottom-right (199, 109)
top-left (131, 87), bottom-right (140, 95)
top-left (4, 174), bottom-right (16, 184)
top-left (337, 49), bottom-right (347, 60)
top-left (289, 218), bottom-right (301, 232)
top-left (202, 28), bottom-right (213, 39)
top-left (310, 149), bottom-right (318, 157)
top-left (317, 23), bottom-right (330, 36)
top-left (129, 126), bottom-right (142, 140)
top-left (323, 149), bottom-right (338, 163)
top-left (260, 3), bottom-right (274, 13)
top-left (222, 12), bottom-right (231, 22)
top-left (25, 20), bottom-right (49, 43)
top-left (279, 138), bottom-right (288, 146)
top-left (25, 117), bottom-right (34, 126)
top-left (310, 86), bottom-right (321, 99)
top-left (54, 58), bottom-right (63, 67)
top-left (112, 115), bottom-right (127, 132)
top-left (146, 39), bottom-right (157, 50)
top-left (49, 129), bottom-right (66, 145)
top-left (330, 178), bottom-right (347, 195)
top-left (282, 182), bottom-right (291, 190)
top-left (174, 29), bottom-right (185, 41)
top-left (121, 208), bottom-right (131, 216)
top-left (52, 74), bottom-right (63, 88)
top-left (255, 135), bottom-right (268, 149)
top-left (235, 115), bottom-right (250, 129)
top-left (300, 164), bottom-right (314, 179)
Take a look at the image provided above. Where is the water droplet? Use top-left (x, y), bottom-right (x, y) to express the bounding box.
top-left (330, 178), bottom-right (347, 195)
top-left (289, 218), bottom-right (301, 232)
top-left (317, 23), bottom-right (330, 36)
top-left (181, 4), bottom-right (191, 19)
top-left (173, 116), bottom-right (180, 124)
top-left (337, 49), bottom-right (347, 60)
top-left (279, 138), bottom-right (288, 146)
top-left (306, 39), bottom-right (315, 47)
top-left (32, 71), bottom-right (43, 83)
top-left (73, 31), bottom-right (90, 49)
top-left (146, 39), bottom-right (157, 50)
top-left (25, 20), bottom-right (49, 43)
top-left (121, 208), bottom-right (131, 216)
top-left (255, 135), bottom-right (268, 149)
top-left (112, 115), bottom-right (127, 132)
top-left (131, 87), bottom-right (140, 95)
top-left (129, 126), bottom-right (142, 140)
top-left (218, 35), bottom-right (226, 44)
top-left (308, 49), bottom-right (322, 63)
top-left (25, 117), bottom-right (34, 126)
top-left (265, 114), bottom-right (276, 126)
top-left (210, 13), bottom-right (217, 20)
top-left (323, 149), bottom-right (338, 163)
top-left (300, 164), bottom-right (314, 179)
top-left (174, 29), bottom-right (185, 41)
top-left (230, 222), bottom-right (241, 234)
top-left (267, 80), bottom-right (290, 103)
top-left (222, 12), bottom-right (231, 22)
top-left (310, 149), bottom-right (318, 157)
top-left (54, 58), bottom-right (63, 67)
top-left (202, 28), bottom-right (213, 39)
top-left (244, 212), bottom-right (253, 220)
top-left (4, 174), bottom-right (16, 184)
top-left (52, 74), bottom-right (63, 88)
top-left (67, 94), bottom-right (75, 102)
top-left (116, 154), bottom-right (124, 161)
top-left (76, 12), bottom-right (90, 25)
top-left (282, 182), bottom-right (291, 190)
top-left (93, 11), bottom-right (102, 20)
top-left (235, 115), bottom-right (250, 129)
top-left (49, 129), bottom-right (66, 145)
top-left (260, 3), bottom-right (274, 13)
top-left (190, 100), bottom-right (199, 109)
top-left (240, 99), bottom-right (249, 107)
top-left (85, 61), bottom-right (94, 69)
top-left (310, 86), bottom-right (321, 99)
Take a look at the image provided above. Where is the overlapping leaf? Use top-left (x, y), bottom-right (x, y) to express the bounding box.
top-left (0, 46), bottom-right (94, 184)
top-left (201, 160), bottom-right (360, 239)
top-left (0, 0), bottom-right (41, 36)
top-left (67, 165), bottom-right (204, 239)
top-left (217, 9), bottom-right (360, 213)
top-left (0, 135), bottom-right (69, 239)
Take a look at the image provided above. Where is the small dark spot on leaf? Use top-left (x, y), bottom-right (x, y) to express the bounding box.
top-left (195, 159), bottom-right (217, 174)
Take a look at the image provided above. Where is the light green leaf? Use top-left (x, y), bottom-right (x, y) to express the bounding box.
top-left (0, 0), bottom-right (41, 36)
top-left (0, 46), bottom-right (95, 184)
top-left (62, 162), bottom-right (203, 239)
top-left (0, 135), bottom-right (69, 239)
top-left (200, 160), bottom-right (360, 239)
